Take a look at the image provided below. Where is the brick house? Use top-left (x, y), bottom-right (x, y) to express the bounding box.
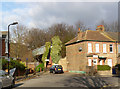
top-left (65, 26), bottom-right (120, 72)
top-left (0, 31), bottom-right (8, 57)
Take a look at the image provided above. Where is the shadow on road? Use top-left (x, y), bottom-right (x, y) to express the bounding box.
top-left (2, 83), bottom-right (24, 89)
top-left (64, 75), bottom-right (109, 88)
top-left (14, 83), bottom-right (24, 88)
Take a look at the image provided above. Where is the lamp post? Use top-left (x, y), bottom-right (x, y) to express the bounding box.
top-left (8, 22), bottom-right (18, 74)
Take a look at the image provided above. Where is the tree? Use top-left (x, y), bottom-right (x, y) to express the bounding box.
top-left (75, 21), bottom-right (88, 32)
top-left (50, 36), bottom-right (62, 64)
top-left (10, 25), bottom-right (28, 59)
top-left (47, 23), bottom-right (77, 58)
top-left (24, 28), bottom-right (49, 50)
top-left (42, 42), bottom-right (51, 63)
top-left (96, 20), bottom-right (118, 32)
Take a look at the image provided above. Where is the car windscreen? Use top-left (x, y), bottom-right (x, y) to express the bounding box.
top-left (51, 65), bottom-right (55, 68)
top-left (55, 65), bottom-right (62, 68)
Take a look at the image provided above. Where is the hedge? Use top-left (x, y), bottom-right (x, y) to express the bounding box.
top-left (2, 59), bottom-right (25, 71)
top-left (115, 64), bottom-right (120, 71)
top-left (97, 65), bottom-right (111, 71)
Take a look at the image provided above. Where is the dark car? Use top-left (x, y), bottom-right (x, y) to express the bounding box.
top-left (50, 65), bottom-right (64, 74)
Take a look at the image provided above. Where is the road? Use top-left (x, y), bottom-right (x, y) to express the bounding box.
top-left (13, 72), bottom-right (120, 88)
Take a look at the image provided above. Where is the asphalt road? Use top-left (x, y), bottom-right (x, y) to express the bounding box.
top-left (13, 72), bottom-right (120, 88)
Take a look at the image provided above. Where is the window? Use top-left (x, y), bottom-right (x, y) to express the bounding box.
top-left (103, 44), bottom-right (107, 53)
top-left (88, 43), bottom-right (92, 53)
top-left (95, 44), bottom-right (99, 53)
top-left (110, 44), bottom-right (113, 53)
top-left (93, 59), bottom-right (97, 65)
top-left (5, 40), bottom-right (8, 53)
top-left (118, 45), bottom-right (120, 53)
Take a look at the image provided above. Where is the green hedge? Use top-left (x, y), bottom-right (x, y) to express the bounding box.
top-left (115, 64), bottom-right (120, 71)
top-left (2, 59), bottom-right (25, 71)
top-left (97, 65), bottom-right (111, 71)
top-left (35, 63), bottom-right (44, 72)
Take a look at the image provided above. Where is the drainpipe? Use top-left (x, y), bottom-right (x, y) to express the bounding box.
top-left (116, 41), bottom-right (118, 64)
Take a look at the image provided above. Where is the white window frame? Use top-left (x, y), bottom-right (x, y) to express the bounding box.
top-left (95, 43), bottom-right (99, 53)
top-left (88, 59), bottom-right (92, 66)
top-left (88, 43), bottom-right (92, 53)
top-left (103, 44), bottom-right (107, 53)
top-left (5, 39), bottom-right (8, 53)
top-left (110, 44), bottom-right (113, 53)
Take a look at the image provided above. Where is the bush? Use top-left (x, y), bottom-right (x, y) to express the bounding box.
top-left (115, 64), bottom-right (120, 71)
top-left (35, 63), bottom-right (44, 72)
top-left (97, 65), bottom-right (111, 71)
top-left (2, 59), bottom-right (25, 71)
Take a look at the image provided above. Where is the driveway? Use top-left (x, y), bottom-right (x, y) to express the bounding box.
top-left (13, 72), bottom-right (120, 88)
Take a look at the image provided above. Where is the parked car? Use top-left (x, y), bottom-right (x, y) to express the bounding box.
top-left (50, 64), bottom-right (64, 74)
top-left (0, 68), bottom-right (16, 89)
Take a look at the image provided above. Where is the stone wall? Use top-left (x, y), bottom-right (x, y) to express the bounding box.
top-left (58, 57), bottom-right (67, 71)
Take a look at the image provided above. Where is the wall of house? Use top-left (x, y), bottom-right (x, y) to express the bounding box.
top-left (2, 39), bottom-right (6, 56)
top-left (86, 41), bottom-right (117, 67)
top-left (66, 41), bottom-right (118, 71)
top-left (66, 41), bottom-right (87, 71)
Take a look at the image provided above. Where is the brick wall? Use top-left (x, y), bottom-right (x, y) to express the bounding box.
top-left (66, 41), bottom-right (87, 71)
top-left (66, 41), bottom-right (118, 71)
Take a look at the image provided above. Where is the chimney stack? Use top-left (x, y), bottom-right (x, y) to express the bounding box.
top-left (96, 25), bottom-right (105, 31)
top-left (78, 27), bottom-right (83, 40)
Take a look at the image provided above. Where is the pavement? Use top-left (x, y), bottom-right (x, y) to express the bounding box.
top-left (11, 72), bottom-right (120, 88)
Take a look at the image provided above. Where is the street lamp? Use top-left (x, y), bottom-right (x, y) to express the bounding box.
top-left (8, 22), bottom-right (18, 74)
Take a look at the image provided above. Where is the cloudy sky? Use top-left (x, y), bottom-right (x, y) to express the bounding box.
top-left (0, 0), bottom-right (119, 31)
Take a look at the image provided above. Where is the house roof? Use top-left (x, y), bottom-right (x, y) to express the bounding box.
top-left (0, 31), bottom-right (8, 35)
top-left (32, 45), bottom-right (46, 56)
top-left (65, 30), bottom-right (119, 46)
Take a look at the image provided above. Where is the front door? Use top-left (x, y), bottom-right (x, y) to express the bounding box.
top-left (108, 59), bottom-right (112, 67)
top-left (100, 60), bottom-right (102, 65)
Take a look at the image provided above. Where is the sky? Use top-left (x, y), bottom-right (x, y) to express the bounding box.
top-left (0, 0), bottom-right (119, 31)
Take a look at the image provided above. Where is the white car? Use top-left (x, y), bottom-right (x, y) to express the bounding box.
top-left (0, 68), bottom-right (16, 89)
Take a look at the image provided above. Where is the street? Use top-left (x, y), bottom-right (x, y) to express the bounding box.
top-left (12, 72), bottom-right (120, 88)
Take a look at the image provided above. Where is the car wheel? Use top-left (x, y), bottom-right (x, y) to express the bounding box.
top-left (53, 71), bottom-right (56, 74)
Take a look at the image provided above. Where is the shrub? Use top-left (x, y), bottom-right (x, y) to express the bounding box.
top-left (115, 64), bottom-right (120, 71)
top-left (2, 59), bottom-right (25, 71)
top-left (35, 63), bottom-right (44, 72)
top-left (97, 65), bottom-right (111, 71)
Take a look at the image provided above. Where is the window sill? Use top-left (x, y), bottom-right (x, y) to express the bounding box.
top-left (103, 52), bottom-right (107, 54)
top-left (110, 52), bottom-right (113, 53)
top-left (95, 52), bottom-right (100, 53)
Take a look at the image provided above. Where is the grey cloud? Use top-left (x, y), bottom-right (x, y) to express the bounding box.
top-left (2, 2), bottom-right (118, 30)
